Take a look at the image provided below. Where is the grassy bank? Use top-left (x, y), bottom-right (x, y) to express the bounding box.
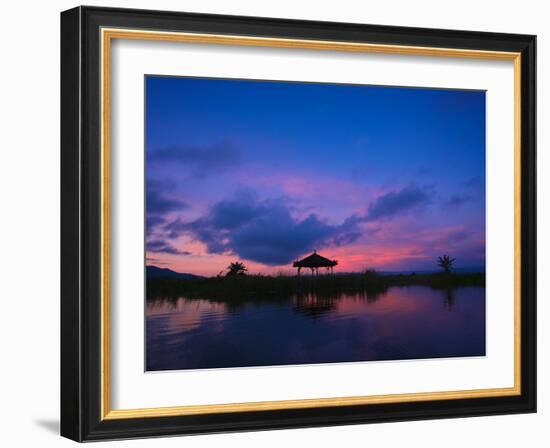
top-left (146, 271), bottom-right (485, 302)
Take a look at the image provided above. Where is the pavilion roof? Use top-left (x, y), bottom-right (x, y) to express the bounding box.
top-left (293, 251), bottom-right (338, 268)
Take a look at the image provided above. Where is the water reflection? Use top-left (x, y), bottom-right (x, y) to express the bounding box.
top-left (146, 286), bottom-right (485, 371)
top-left (292, 288), bottom-right (384, 318)
top-left (443, 288), bottom-right (455, 311)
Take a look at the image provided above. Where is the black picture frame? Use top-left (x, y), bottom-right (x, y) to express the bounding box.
top-left (61, 6), bottom-right (536, 442)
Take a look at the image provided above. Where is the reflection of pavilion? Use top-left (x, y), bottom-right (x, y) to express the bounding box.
top-left (293, 251), bottom-right (338, 275)
top-left (293, 292), bottom-right (338, 317)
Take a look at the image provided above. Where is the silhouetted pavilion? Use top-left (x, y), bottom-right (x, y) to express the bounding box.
top-left (293, 251), bottom-right (338, 276)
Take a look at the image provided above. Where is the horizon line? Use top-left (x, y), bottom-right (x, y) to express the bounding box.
top-left (146, 264), bottom-right (486, 276)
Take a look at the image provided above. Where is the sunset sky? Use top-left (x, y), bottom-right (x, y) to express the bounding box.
top-left (145, 76), bottom-right (485, 276)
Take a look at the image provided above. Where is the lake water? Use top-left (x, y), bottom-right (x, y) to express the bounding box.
top-left (146, 286), bottom-right (485, 371)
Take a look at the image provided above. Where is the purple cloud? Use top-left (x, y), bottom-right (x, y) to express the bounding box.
top-left (146, 190), bottom-right (188, 215)
top-left (164, 192), bottom-right (362, 265)
top-left (146, 184), bottom-right (189, 236)
top-left (366, 186), bottom-right (430, 221)
top-left (147, 141), bottom-right (241, 178)
top-left (147, 239), bottom-right (190, 255)
top-left (161, 186), bottom-right (433, 265)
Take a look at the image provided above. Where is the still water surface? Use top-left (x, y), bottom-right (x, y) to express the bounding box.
top-left (146, 286), bottom-right (485, 371)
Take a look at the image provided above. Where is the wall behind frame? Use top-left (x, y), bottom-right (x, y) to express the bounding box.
top-left (0, 1), bottom-right (546, 447)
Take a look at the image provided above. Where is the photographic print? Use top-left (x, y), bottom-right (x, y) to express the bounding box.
top-left (145, 76), bottom-right (486, 371)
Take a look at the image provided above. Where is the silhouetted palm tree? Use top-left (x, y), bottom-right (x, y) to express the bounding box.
top-left (437, 254), bottom-right (456, 274)
top-left (226, 261), bottom-right (248, 276)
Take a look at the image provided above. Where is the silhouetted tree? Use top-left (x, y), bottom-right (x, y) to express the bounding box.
top-left (437, 254), bottom-right (456, 274)
top-left (226, 261), bottom-right (248, 276)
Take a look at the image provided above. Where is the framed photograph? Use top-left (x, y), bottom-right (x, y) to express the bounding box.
top-left (61, 6), bottom-right (536, 441)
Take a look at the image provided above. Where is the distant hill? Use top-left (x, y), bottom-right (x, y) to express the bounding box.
top-left (146, 265), bottom-right (203, 280)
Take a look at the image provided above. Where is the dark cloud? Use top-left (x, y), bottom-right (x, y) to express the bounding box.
top-left (147, 141), bottom-right (241, 178)
top-left (446, 194), bottom-right (473, 207)
top-left (146, 190), bottom-right (188, 215)
top-left (163, 186), bottom-right (431, 265)
top-left (146, 189), bottom-right (187, 238)
top-left (165, 193), bottom-right (362, 265)
top-left (147, 239), bottom-right (191, 255)
top-left (366, 186), bottom-right (430, 221)
top-left (146, 215), bottom-right (166, 233)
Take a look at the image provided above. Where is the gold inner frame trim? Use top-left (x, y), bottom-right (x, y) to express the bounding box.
top-left (100, 27), bottom-right (522, 420)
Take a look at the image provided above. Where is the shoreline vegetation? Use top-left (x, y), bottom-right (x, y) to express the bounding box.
top-left (146, 270), bottom-right (485, 302)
